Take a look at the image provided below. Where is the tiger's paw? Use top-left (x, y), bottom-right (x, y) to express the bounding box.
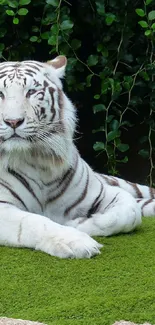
top-left (35, 226), bottom-right (103, 259)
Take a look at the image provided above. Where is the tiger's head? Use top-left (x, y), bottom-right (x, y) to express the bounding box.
top-left (0, 56), bottom-right (76, 166)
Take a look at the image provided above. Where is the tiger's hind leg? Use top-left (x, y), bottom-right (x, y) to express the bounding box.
top-left (66, 186), bottom-right (142, 237)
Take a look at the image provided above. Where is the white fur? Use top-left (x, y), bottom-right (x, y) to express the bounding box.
top-left (0, 57), bottom-right (154, 259)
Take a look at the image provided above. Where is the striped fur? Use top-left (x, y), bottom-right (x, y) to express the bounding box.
top-left (0, 55), bottom-right (154, 259)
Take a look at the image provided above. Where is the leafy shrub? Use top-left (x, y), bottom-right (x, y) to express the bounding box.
top-left (0, 0), bottom-right (155, 184)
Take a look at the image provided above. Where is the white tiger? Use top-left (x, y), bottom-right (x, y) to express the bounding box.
top-left (0, 55), bottom-right (154, 259)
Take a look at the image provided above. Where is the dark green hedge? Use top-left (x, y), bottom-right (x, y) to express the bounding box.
top-left (0, 0), bottom-right (155, 184)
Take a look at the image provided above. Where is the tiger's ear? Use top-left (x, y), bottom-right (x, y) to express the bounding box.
top-left (46, 56), bottom-right (67, 78)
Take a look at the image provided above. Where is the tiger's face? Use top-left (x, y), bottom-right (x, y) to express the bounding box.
top-left (0, 56), bottom-right (75, 159)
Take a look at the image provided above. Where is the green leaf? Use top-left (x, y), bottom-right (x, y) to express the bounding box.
top-left (138, 20), bottom-right (148, 28)
top-left (145, 29), bottom-right (151, 36)
top-left (138, 149), bottom-right (149, 158)
top-left (18, 8), bottom-right (28, 15)
top-left (151, 22), bottom-right (155, 29)
top-left (140, 71), bottom-right (150, 81)
top-left (60, 20), bottom-right (73, 30)
top-left (108, 78), bottom-right (114, 92)
top-left (8, 0), bottom-right (18, 7)
top-left (97, 44), bottom-right (103, 52)
top-left (87, 55), bottom-right (98, 66)
top-left (0, 0), bottom-right (6, 4)
top-left (107, 115), bottom-right (114, 123)
top-left (19, 0), bottom-right (31, 4)
top-left (107, 130), bottom-right (118, 142)
top-left (13, 17), bottom-right (19, 24)
top-left (93, 142), bottom-right (105, 151)
top-left (148, 10), bottom-right (155, 20)
top-left (102, 48), bottom-right (109, 58)
top-left (6, 9), bottom-right (14, 15)
top-left (117, 143), bottom-right (129, 152)
top-left (96, 1), bottom-right (105, 16)
top-left (92, 127), bottom-right (105, 133)
top-left (32, 26), bottom-right (39, 32)
top-left (135, 9), bottom-right (145, 17)
top-left (48, 35), bottom-right (57, 45)
top-left (123, 82), bottom-right (130, 90)
top-left (0, 43), bottom-right (4, 51)
top-left (67, 58), bottom-right (77, 70)
top-left (86, 74), bottom-right (93, 87)
top-left (97, 44), bottom-right (109, 57)
top-left (105, 13), bottom-right (116, 25)
top-left (46, 0), bottom-right (59, 6)
top-left (110, 119), bottom-right (119, 130)
top-left (93, 104), bottom-right (106, 113)
top-left (50, 24), bottom-right (58, 34)
top-left (123, 75), bottom-right (133, 90)
top-left (71, 39), bottom-right (81, 50)
top-left (30, 36), bottom-right (38, 42)
top-left (101, 80), bottom-right (109, 94)
top-left (94, 94), bottom-right (100, 99)
top-left (117, 156), bottom-right (128, 163)
top-left (146, 0), bottom-right (153, 4)
top-left (123, 156), bottom-right (128, 163)
top-left (41, 31), bottom-right (50, 39)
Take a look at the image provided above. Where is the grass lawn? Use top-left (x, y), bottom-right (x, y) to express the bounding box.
top-left (0, 218), bottom-right (155, 325)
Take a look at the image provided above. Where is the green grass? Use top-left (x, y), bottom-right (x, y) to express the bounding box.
top-left (1, 218), bottom-right (155, 325)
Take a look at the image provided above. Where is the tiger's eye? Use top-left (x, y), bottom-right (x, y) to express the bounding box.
top-left (26, 89), bottom-right (36, 97)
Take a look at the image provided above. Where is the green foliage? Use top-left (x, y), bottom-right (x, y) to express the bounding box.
top-left (0, 0), bottom-right (155, 183)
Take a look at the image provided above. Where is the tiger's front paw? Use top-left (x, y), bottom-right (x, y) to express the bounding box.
top-left (35, 226), bottom-right (102, 259)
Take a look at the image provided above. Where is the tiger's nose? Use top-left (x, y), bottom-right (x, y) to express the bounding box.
top-left (3, 118), bottom-right (25, 129)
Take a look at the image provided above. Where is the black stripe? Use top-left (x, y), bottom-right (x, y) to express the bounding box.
top-left (42, 177), bottom-right (61, 187)
top-left (103, 193), bottom-right (119, 213)
top-left (43, 80), bottom-right (49, 88)
top-left (24, 61), bottom-right (43, 68)
top-left (0, 74), bottom-right (7, 79)
top-left (149, 187), bottom-right (155, 199)
top-left (33, 79), bottom-right (42, 87)
top-left (49, 87), bottom-right (56, 121)
top-left (19, 171), bottom-right (42, 190)
top-left (0, 200), bottom-right (14, 205)
top-left (26, 64), bottom-right (41, 71)
top-left (141, 198), bottom-right (153, 216)
top-left (72, 161), bottom-right (85, 188)
top-left (127, 181), bottom-right (143, 198)
top-left (64, 165), bottom-right (89, 216)
top-left (24, 68), bottom-right (37, 75)
top-left (47, 168), bottom-right (75, 203)
top-left (46, 156), bottom-right (78, 204)
top-left (8, 168), bottom-right (42, 210)
top-left (0, 69), bottom-right (14, 75)
top-left (0, 181), bottom-right (28, 210)
top-left (87, 180), bottom-right (104, 217)
top-left (25, 72), bottom-right (34, 77)
top-left (58, 88), bottom-right (65, 130)
top-left (100, 174), bottom-right (119, 186)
